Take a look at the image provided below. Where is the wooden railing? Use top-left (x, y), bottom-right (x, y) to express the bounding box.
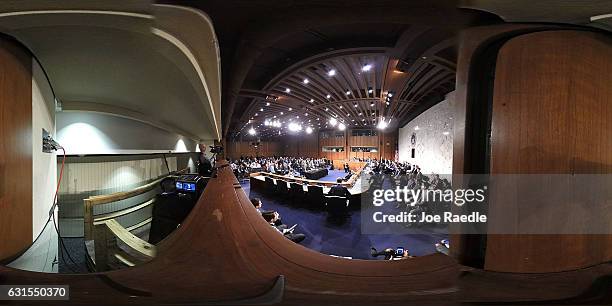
top-left (83, 168), bottom-right (188, 271)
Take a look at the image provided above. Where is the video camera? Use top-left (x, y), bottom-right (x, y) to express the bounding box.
top-left (209, 145), bottom-right (224, 154)
top-left (371, 247), bottom-right (408, 260)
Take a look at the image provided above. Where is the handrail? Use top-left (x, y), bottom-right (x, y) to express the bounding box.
top-left (83, 167), bottom-right (189, 270)
top-left (83, 167), bottom-right (188, 240)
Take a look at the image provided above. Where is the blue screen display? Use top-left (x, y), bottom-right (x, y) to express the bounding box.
top-left (177, 182), bottom-right (196, 192)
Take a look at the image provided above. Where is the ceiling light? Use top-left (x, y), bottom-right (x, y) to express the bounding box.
top-left (359, 112), bottom-right (362, 116)
top-left (388, 92), bottom-right (393, 97)
top-left (329, 118), bottom-right (338, 127)
top-left (255, 113), bottom-right (259, 116)
top-left (303, 78), bottom-right (309, 84)
top-left (327, 69), bottom-right (336, 76)
top-left (377, 121), bottom-right (388, 130)
top-left (362, 64), bottom-right (372, 72)
top-left (325, 107), bottom-right (329, 111)
top-left (414, 126), bottom-right (420, 130)
top-left (260, 108), bottom-right (264, 111)
top-left (288, 122), bottom-right (302, 132)
top-left (368, 87), bottom-right (373, 94)
top-left (338, 123), bottom-right (346, 131)
top-left (309, 98), bottom-right (314, 103)
top-left (370, 102), bottom-right (375, 107)
top-left (443, 131), bottom-right (450, 135)
top-left (326, 94), bottom-right (331, 99)
top-left (296, 116), bottom-right (300, 118)
top-left (285, 88), bottom-right (291, 93)
top-left (289, 108), bottom-right (293, 111)
top-left (346, 90), bottom-right (351, 95)
top-left (306, 127), bottom-right (313, 134)
top-left (248, 127), bottom-right (256, 135)
top-left (266, 102), bottom-right (270, 106)
top-left (339, 105), bottom-right (343, 109)
top-left (386, 102), bottom-right (390, 106)
top-left (354, 104), bottom-right (358, 107)
top-left (280, 112), bottom-right (284, 115)
top-left (304, 113), bottom-right (308, 116)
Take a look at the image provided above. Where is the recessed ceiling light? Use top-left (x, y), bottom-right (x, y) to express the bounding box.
top-left (304, 113), bottom-right (308, 116)
top-left (358, 112), bottom-right (362, 116)
top-left (285, 88), bottom-right (291, 93)
top-left (260, 108), bottom-right (263, 111)
top-left (289, 108), bottom-right (293, 111)
top-left (325, 107), bottom-right (329, 111)
top-left (345, 90), bottom-right (351, 95)
top-left (368, 87), bottom-right (373, 94)
top-left (327, 69), bottom-right (336, 76)
top-left (338, 123), bottom-right (346, 131)
top-left (280, 112), bottom-right (284, 115)
top-left (339, 105), bottom-right (343, 109)
top-left (303, 78), bottom-right (309, 84)
top-left (255, 113), bottom-right (258, 116)
top-left (273, 115), bottom-right (277, 118)
top-left (362, 64), bottom-right (372, 72)
top-left (309, 98), bottom-right (314, 103)
top-left (386, 102), bottom-right (390, 105)
top-left (370, 102), bottom-right (375, 107)
top-left (347, 113), bottom-right (350, 116)
top-left (354, 104), bottom-right (358, 107)
top-left (266, 102), bottom-right (270, 106)
top-left (326, 94), bottom-right (331, 99)
top-left (388, 92), bottom-right (393, 97)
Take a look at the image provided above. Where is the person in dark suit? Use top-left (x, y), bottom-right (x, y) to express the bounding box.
top-left (328, 178), bottom-right (351, 198)
top-left (343, 162), bottom-right (350, 173)
top-left (197, 143), bottom-right (213, 176)
top-left (262, 212), bottom-right (305, 243)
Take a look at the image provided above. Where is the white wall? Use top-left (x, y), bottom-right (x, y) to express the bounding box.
top-left (398, 92), bottom-right (454, 175)
top-left (56, 112), bottom-right (201, 155)
top-left (9, 59), bottom-right (58, 273)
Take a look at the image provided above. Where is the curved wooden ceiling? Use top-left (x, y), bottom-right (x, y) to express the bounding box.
top-left (234, 39), bottom-right (457, 138)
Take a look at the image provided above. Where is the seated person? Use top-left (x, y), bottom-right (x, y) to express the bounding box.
top-left (262, 212), bottom-right (305, 244)
top-left (328, 178), bottom-right (351, 197)
top-left (252, 198), bottom-right (285, 227)
top-left (371, 247), bottom-right (414, 260)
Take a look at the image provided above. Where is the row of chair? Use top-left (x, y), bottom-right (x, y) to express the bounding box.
top-left (263, 176), bottom-right (351, 218)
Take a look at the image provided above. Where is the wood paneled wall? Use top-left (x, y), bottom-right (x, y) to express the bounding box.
top-left (0, 38), bottom-right (33, 261)
top-left (484, 30), bottom-right (612, 273)
top-left (227, 129), bottom-right (397, 161)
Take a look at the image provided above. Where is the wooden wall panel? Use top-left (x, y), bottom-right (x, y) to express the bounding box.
top-left (0, 38), bottom-right (33, 261)
top-left (485, 30), bottom-right (612, 273)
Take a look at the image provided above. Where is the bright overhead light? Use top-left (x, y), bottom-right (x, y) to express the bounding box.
top-left (309, 98), bottom-right (314, 103)
top-left (327, 69), bottom-right (336, 76)
top-left (255, 113), bottom-right (259, 116)
top-left (339, 105), bottom-right (343, 109)
top-left (377, 120), bottom-right (388, 130)
top-left (288, 122), bottom-right (302, 132)
top-left (304, 113), bottom-right (308, 116)
top-left (370, 102), bottom-right (375, 107)
top-left (285, 88), bottom-right (291, 93)
top-left (386, 102), bottom-right (390, 106)
top-left (280, 112), bottom-right (284, 115)
top-left (414, 126), bottom-right (420, 130)
top-left (354, 104), bottom-right (358, 107)
top-left (388, 92), bottom-right (393, 97)
top-left (329, 118), bottom-right (338, 126)
top-left (248, 127), bottom-right (256, 135)
top-left (326, 94), bottom-right (331, 99)
top-left (346, 90), bottom-right (351, 95)
top-left (368, 87), bottom-right (374, 94)
top-left (306, 127), bottom-right (313, 134)
top-left (260, 108), bottom-right (264, 111)
top-left (359, 112), bottom-right (362, 116)
top-left (443, 131), bottom-right (450, 135)
top-left (303, 78), bottom-right (309, 84)
top-left (338, 123), bottom-right (346, 131)
top-left (362, 64), bottom-right (372, 72)
top-left (289, 108), bottom-right (293, 111)
top-left (273, 115), bottom-right (277, 118)
top-left (296, 116), bottom-right (300, 119)
top-left (266, 102), bottom-right (270, 106)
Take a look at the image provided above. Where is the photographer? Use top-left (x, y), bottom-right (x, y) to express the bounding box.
top-left (371, 247), bottom-right (414, 260)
